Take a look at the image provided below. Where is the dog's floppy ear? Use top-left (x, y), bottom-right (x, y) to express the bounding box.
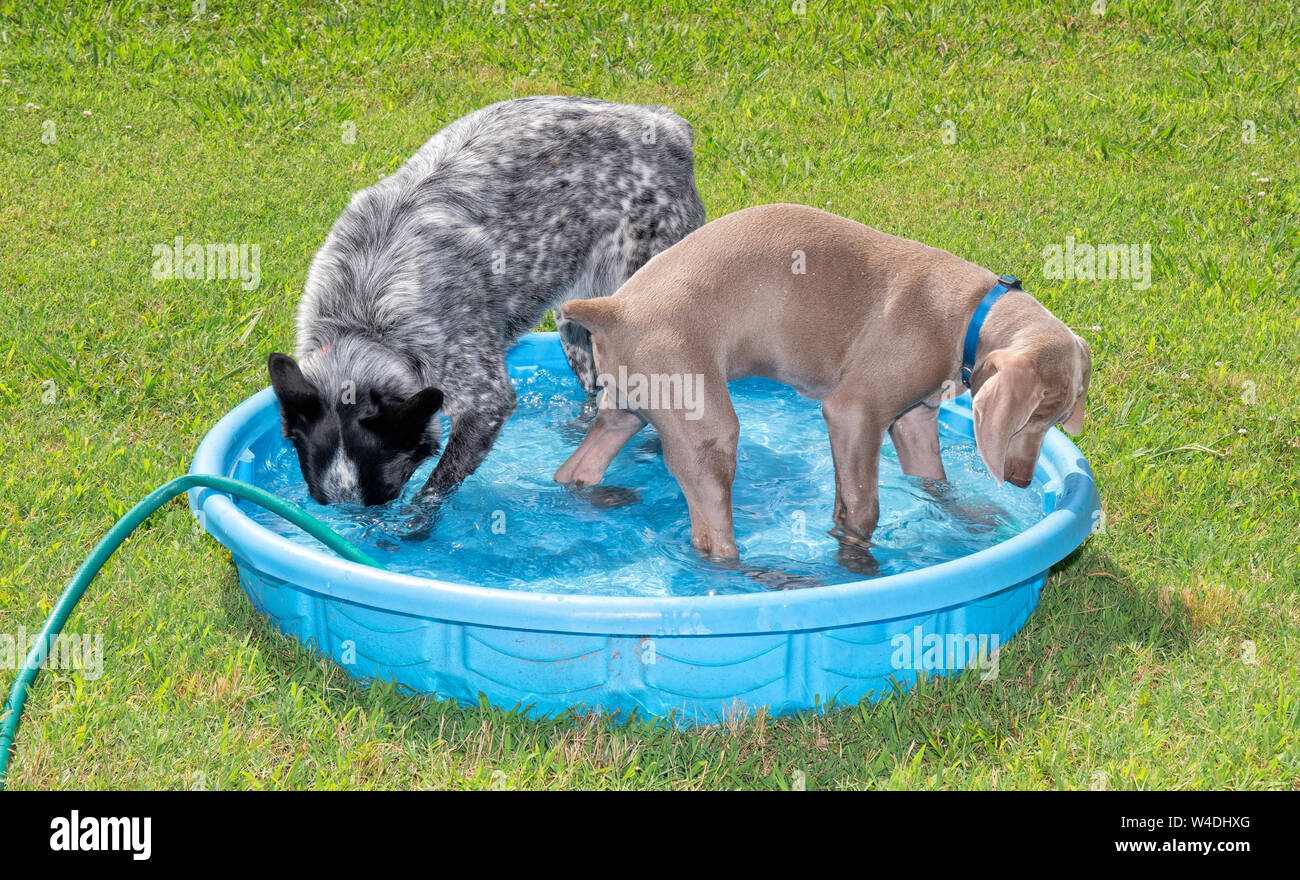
top-left (560, 297), bottom-right (622, 334)
top-left (1062, 334), bottom-right (1091, 436)
top-left (268, 352), bottom-right (321, 432)
top-left (361, 386), bottom-right (443, 444)
top-left (1062, 391), bottom-right (1086, 435)
top-left (970, 350), bottom-right (1043, 486)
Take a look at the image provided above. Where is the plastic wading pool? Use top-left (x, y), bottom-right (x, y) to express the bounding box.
top-left (189, 332), bottom-right (1099, 724)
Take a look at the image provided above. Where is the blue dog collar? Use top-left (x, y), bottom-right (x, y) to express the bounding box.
top-left (961, 274), bottom-right (1021, 386)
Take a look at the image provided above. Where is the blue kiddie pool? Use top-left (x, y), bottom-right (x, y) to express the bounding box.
top-left (190, 332), bottom-right (1098, 724)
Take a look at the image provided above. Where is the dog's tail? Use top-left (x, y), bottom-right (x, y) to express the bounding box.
top-left (560, 297), bottom-right (623, 334)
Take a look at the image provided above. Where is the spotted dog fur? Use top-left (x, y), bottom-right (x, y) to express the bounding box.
top-left (267, 96), bottom-right (705, 509)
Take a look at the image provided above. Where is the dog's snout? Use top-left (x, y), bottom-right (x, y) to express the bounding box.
top-left (1004, 460), bottom-right (1036, 488)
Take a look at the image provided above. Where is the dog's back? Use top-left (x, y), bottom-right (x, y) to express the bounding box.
top-left (274, 96), bottom-right (706, 507)
top-left (571, 204), bottom-right (988, 398)
top-left (296, 96), bottom-right (704, 388)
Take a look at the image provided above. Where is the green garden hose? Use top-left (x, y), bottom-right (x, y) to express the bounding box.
top-left (0, 474), bottom-right (385, 790)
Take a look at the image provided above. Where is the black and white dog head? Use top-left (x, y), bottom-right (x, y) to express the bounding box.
top-left (267, 347), bottom-right (444, 506)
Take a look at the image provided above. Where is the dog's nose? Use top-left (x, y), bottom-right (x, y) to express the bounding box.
top-left (1007, 472), bottom-right (1033, 489)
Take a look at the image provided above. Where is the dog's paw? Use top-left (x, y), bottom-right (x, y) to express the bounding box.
top-left (954, 501), bottom-right (1003, 532)
top-left (833, 540), bottom-right (880, 577)
top-left (827, 524), bottom-right (874, 549)
top-left (388, 504), bottom-right (436, 542)
top-left (932, 497), bottom-right (1002, 533)
top-left (742, 565), bottom-right (824, 591)
top-left (573, 484), bottom-right (640, 509)
top-left (920, 479), bottom-right (1004, 532)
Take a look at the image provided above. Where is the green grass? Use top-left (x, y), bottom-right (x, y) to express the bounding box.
top-left (0, 0), bottom-right (1296, 789)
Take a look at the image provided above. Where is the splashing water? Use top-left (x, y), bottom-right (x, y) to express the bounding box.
top-left (242, 370), bottom-right (1046, 597)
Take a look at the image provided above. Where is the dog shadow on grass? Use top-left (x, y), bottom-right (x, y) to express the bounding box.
top-left (807, 545), bottom-right (1200, 782)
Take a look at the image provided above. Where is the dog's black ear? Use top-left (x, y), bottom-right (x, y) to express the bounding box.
top-left (362, 386), bottom-right (443, 444)
top-left (268, 352), bottom-right (321, 431)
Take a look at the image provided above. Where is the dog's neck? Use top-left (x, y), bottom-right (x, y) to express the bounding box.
top-left (964, 286), bottom-right (1066, 377)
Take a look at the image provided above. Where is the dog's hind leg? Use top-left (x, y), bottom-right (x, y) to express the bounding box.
top-left (554, 406), bottom-right (646, 485)
top-left (558, 185), bottom-right (704, 393)
top-left (557, 254), bottom-right (622, 393)
top-left (557, 315), bottom-right (598, 392)
top-left (653, 382), bottom-right (740, 560)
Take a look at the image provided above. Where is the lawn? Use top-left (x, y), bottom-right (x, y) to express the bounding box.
top-left (0, 0), bottom-right (1296, 789)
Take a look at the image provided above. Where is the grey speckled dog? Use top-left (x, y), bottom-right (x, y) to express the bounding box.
top-left (267, 96), bottom-right (705, 510)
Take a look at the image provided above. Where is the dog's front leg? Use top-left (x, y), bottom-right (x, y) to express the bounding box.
top-left (889, 404), bottom-right (946, 481)
top-left (413, 350), bottom-right (518, 508)
top-left (399, 401), bottom-right (516, 539)
top-left (823, 390), bottom-right (887, 545)
top-left (890, 401), bottom-right (1001, 528)
top-left (417, 405), bottom-right (514, 503)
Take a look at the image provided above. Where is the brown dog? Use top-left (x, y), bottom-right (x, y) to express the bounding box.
top-left (553, 204), bottom-right (1091, 559)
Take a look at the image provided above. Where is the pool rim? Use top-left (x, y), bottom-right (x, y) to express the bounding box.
top-left (189, 333), bottom-right (1098, 638)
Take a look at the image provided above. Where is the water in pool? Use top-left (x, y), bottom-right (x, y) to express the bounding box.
top-left (243, 369), bottom-right (1046, 597)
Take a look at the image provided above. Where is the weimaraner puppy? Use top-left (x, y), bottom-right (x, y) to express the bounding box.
top-left (554, 204), bottom-right (1091, 560)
